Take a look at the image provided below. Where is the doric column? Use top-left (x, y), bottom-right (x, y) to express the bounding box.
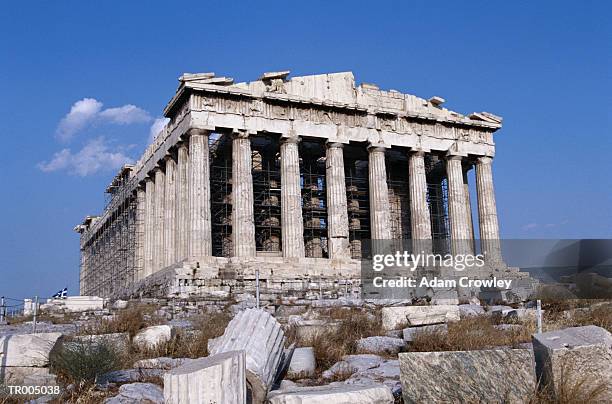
top-left (144, 177), bottom-right (155, 277)
top-left (368, 145), bottom-right (391, 240)
top-left (135, 186), bottom-right (146, 281)
top-left (326, 142), bottom-right (351, 259)
top-left (163, 156), bottom-right (177, 267)
top-left (463, 164), bottom-right (476, 251)
top-left (176, 142), bottom-right (189, 261)
top-left (446, 155), bottom-right (472, 256)
top-left (475, 156), bottom-right (502, 262)
top-left (408, 150), bottom-right (432, 253)
top-left (187, 129), bottom-right (212, 258)
top-left (280, 134), bottom-right (305, 258)
top-left (232, 130), bottom-right (256, 257)
top-left (153, 167), bottom-right (165, 272)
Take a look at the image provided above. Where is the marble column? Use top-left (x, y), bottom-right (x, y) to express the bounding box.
top-left (135, 186), bottom-right (146, 281)
top-left (446, 155), bottom-right (472, 256)
top-left (187, 129), bottom-right (212, 258)
top-left (408, 150), bottom-right (432, 253)
top-left (232, 130), bottom-right (256, 257)
top-left (280, 134), bottom-right (305, 258)
top-left (176, 142), bottom-right (189, 261)
top-left (153, 167), bottom-right (165, 272)
top-left (143, 177), bottom-right (155, 277)
top-left (163, 156), bottom-right (177, 267)
top-left (475, 156), bottom-right (502, 262)
top-left (368, 145), bottom-right (392, 240)
top-left (326, 142), bottom-right (351, 259)
top-left (463, 164), bottom-right (476, 251)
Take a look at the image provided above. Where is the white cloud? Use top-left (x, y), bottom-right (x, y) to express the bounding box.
top-left (55, 98), bottom-right (152, 141)
top-left (99, 105), bottom-right (151, 124)
top-left (522, 223), bottom-right (539, 231)
top-left (149, 117), bottom-right (170, 142)
top-left (56, 98), bottom-right (103, 141)
top-left (38, 137), bottom-right (133, 177)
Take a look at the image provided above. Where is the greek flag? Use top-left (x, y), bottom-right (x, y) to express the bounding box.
top-left (52, 288), bottom-right (68, 299)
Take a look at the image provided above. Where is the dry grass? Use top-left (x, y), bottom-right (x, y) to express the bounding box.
top-left (544, 302), bottom-right (612, 333)
top-left (409, 315), bottom-right (534, 352)
top-left (528, 355), bottom-right (610, 404)
top-left (77, 304), bottom-right (164, 338)
top-left (128, 310), bottom-right (231, 363)
top-left (286, 308), bottom-right (384, 376)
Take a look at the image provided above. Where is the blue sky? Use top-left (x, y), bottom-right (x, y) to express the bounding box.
top-left (1, 1), bottom-right (610, 300)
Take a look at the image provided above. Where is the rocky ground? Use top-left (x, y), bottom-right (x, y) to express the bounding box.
top-left (0, 296), bottom-right (610, 403)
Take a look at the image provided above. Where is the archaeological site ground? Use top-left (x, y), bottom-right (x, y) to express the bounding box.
top-left (2, 2), bottom-right (611, 403)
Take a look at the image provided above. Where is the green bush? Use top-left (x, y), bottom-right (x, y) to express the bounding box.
top-left (50, 339), bottom-right (122, 387)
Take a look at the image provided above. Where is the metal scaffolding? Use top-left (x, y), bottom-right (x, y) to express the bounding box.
top-left (301, 140), bottom-right (328, 258)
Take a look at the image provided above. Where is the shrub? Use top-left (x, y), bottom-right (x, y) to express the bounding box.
top-left (50, 339), bottom-right (122, 387)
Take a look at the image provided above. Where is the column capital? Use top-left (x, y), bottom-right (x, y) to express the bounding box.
top-left (280, 133), bottom-right (300, 144)
top-left (187, 127), bottom-right (211, 137)
top-left (231, 128), bottom-right (250, 139)
top-left (476, 155), bottom-right (494, 165)
top-left (367, 144), bottom-right (387, 153)
top-left (409, 148), bottom-right (428, 157)
top-left (326, 141), bottom-right (345, 149)
top-left (446, 154), bottom-right (464, 162)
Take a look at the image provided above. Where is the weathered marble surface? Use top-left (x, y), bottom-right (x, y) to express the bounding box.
top-left (322, 354), bottom-right (385, 379)
top-left (399, 349), bottom-right (536, 403)
top-left (402, 323), bottom-right (448, 342)
top-left (104, 382), bottom-right (163, 404)
top-left (356, 336), bottom-right (405, 355)
top-left (381, 305), bottom-right (460, 330)
top-left (287, 347), bottom-right (316, 378)
top-left (164, 350), bottom-right (246, 404)
top-left (532, 325), bottom-right (612, 401)
top-left (267, 383), bottom-right (394, 404)
top-left (0, 332), bottom-right (63, 367)
top-left (133, 325), bottom-right (174, 349)
top-left (208, 309), bottom-right (285, 404)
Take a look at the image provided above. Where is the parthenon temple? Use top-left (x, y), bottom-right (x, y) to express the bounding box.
top-left (75, 71), bottom-right (519, 299)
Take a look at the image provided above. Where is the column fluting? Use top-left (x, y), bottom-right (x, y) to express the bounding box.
top-left (232, 130), bottom-right (256, 257)
top-left (408, 150), bottom-right (433, 253)
top-left (153, 167), bottom-right (165, 272)
top-left (476, 156), bottom-right (502, 262)
top-left (446, 155), bottom-right (472, 256)
top-left (143, 178), bottom-right (155, 277)
top-left (176, 142), bottom-right (189, 261)
top-left (368, 145), bottom-right (392, 240)
top-left (163, 156), bottom-right (177, 266)
top-left (135, 186), bottom-right (146, 280)
top-left (326, 142), bottom-right (351, 259)
top-left (280, 135), bottom-right (305, 258)
top-left (187, 129), bottom-right (212, 258)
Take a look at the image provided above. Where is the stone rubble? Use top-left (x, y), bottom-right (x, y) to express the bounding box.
top-left (164, 350), bottom-right (246, 404)
top-left (103, 382), bottom-right (164, 404)
top-left (532, 325), bottom-right (612, 401)
top-left (381, 305), bottom-right (460, 330)
top-left (133, 325), bottom-right (175, 349)
top-left (287, 347), bottom-right (316, 378)
top-left (398, 349), bottom-right (536, 403)
top-left (208, 308), bottom-right (285, 403)
top-left (402, 323), bottom-right (448, 342)
top-left (267, 383), bottom-right (394, 404)
top-left (355, 336), bottom-right (405, 355)
top-left (0, 332), bottom-right (63, 385)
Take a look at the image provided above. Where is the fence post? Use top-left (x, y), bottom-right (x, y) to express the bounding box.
top-left (0, 296), bottom-right (5, 324)
top-left (536, 299), bottom-right (543, 334)
top-left (255, 270), bottom-right (260, 309)
top-left (32, 296), bottom-right (39, 333)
